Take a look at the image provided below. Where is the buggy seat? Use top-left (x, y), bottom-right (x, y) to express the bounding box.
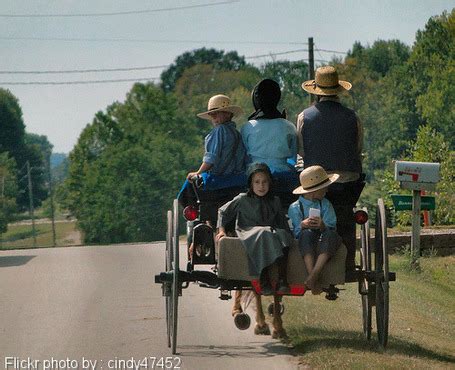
top-left (216, 237), bottom-right (346, 288)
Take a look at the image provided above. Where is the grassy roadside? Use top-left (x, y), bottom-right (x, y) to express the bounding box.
top-left (278, 254), bottom-right (455, 369)
top-left (0, 221), bottom-right (80, 250)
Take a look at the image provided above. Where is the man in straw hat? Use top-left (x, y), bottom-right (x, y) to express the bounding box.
top-left (288, 165), bottom-right (342, 293)
top-left (178, 94), bottom-right (247, 221)
top-left (296, 66), bottom-right (364, 273)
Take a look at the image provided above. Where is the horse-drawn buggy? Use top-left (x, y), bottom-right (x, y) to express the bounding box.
top-left (155, 175), bottom-right (396, 355)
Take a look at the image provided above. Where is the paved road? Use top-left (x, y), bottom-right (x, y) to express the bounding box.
top-left (0, 244), bottom-right (297, 370)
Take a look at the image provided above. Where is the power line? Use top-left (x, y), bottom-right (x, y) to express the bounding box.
top-left (0, 65), bottom-right (169, 75)
top-left (0, 77), bottom-right (159, 86)
top-left (0, 36), bottom-right (308, 46)
top-left (0, 1), bottom-right (239, 18)
top-left (245, 48), bottom-right (308, 59)
top-left (0, 48), bottom-right (310, 76)
top-left (0, 48), bottom-right (336, 85)
top-left (314, 48), bottom-right (348, 55)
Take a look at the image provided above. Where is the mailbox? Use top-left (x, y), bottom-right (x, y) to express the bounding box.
top-left (394, 161), bottom-right (440, 190)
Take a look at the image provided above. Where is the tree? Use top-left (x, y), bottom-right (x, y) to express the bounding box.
top-left (347, 39), bottom-right (410, 77)
top-left (406, 125), bottom-right (454, 225)
top-left (0, 89), bottom-right (26, 160)
top-left (0, 89), bottom-right (49, 210)
top-left (0, 153), bottom-right (18, 233)
top-left (160, 48), bottom-right (247, 92)
top-left (410, 10), bottom-right (455, 148)
top-left (63, 82), bottom-right (202, 242)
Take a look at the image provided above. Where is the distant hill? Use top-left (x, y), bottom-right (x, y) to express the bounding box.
top-left (50, 153), bottom-right (67, 169)
top-left (51, 153), bottom-right (69, 183)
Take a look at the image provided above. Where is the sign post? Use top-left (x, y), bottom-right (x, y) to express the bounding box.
top-left (394, 161), bottom-right (440, 268)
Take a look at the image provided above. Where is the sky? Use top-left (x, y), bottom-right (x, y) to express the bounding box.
top-left (1, 0), bottom-right (453, 153)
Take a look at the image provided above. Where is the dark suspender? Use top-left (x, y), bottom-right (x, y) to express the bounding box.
top-left (216, 125), bottom-right (240, 175)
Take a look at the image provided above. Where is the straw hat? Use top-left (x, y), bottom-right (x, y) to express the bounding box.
top-left (302, 66), bottom-right (352, 96)
top-left (197, 94), bottom-right (243, 120)
top-left (293, 166), bottom-right (340, 194)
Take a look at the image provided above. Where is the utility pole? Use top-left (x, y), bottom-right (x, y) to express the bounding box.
top-left (47, 154), bottom-right (56, 247)
top-left (26, 161), bottom-right (37, 247)
top-left (308, 37), bottom-right (315, 105)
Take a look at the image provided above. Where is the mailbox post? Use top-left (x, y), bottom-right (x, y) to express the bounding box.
top-left (394, 161), bottom-right (440, 267)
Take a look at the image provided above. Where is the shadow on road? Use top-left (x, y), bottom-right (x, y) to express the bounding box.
top-left (0, 255), bottom-right (36, 267)
top-left (177, 341), bottom-right (291, 358)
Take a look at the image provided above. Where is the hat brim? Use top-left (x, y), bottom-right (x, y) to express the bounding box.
top-left (301, 80), bottom-right (352, 96)
top-left (293, 173), bottom-right (340, 194)
top-left (197, 106), bottom-right (243, 120)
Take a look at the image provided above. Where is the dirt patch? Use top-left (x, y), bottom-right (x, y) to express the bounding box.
top-left (60, 229), bottom-right (82, 246)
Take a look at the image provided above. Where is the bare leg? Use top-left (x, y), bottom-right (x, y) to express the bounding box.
top-left (305, 252), bottom-right (330, 292)
top-left (254, 292), bottom-right (270, 335)
top-left (303, 253), bottom-right (315, 287)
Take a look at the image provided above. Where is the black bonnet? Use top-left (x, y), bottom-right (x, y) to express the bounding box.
top-left (248, 79), bottom-right (286, 120)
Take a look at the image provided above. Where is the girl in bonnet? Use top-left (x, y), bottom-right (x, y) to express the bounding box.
top-left (217, 163), bottom-right (291, 295)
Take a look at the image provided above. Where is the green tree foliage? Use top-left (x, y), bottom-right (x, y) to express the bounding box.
top-left (380, 125), bottom-right (454, 226)
top-left (0, 89), bottom-right (50, 211)
top-left (0, 89), bottom-right (26, 159)
top-left (411, 10), bottom-right (455, 147)
top-left (347, 39), bottom-right (410, 77)
top-left (64, 83), bottom-right (201, 243)
top-left (160, 48), bottom-right (247, 92)
top-left (0, 153), bottom-right (18, 233)
top-left (337, 40), bottom-right (412, 176)
top-left (407, 125), bottom-right (454, 225)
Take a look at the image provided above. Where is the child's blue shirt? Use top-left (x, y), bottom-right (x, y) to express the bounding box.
top-left (288, 196), bottom-right (337, 239)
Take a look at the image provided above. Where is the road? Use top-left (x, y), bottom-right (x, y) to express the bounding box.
top-left (0, 244), bottom-right (297, 370)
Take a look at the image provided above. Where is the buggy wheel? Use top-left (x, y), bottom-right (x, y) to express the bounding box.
top-left (375, 198), bottom-right (389, 348)
top-left (171, 199), bottom-right (180, 355)
top-left (165, 210), bottom-right (173, 348)
top-left (359, 209), bottom-right (372, 340)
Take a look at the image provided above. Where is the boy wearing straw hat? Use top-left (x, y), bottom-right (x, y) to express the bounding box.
top-left (297, 66), bottom-right (364, 273)
top-left (288, 165), bottom-right (342, 293)
top-left (178, 94), bottom-right (247, 222)
top-left (187, 94), bottom-right (246, 182)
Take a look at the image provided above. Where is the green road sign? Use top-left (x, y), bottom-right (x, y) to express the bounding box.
top-left (391, 194), bottom-right (436, 211)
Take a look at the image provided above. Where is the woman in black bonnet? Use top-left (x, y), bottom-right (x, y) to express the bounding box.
top-left (241, 79), bottom-right (299, 208)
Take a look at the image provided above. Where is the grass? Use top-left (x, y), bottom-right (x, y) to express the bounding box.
top-left (0, 221), bottom-right (80, 250)
top-left (276, 253), bottom-right (455, 369)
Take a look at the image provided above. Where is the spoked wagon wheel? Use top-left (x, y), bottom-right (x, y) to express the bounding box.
top-left (374, 198), bottom-right (390, 348)
top-left (359, 208), bottom-right (372, 340)
top-left (170, 199), bottom-right (180, 354)
top-left (165, 210), bottom-right (173, 348)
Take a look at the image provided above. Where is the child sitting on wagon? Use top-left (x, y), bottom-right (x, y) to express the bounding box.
top-left (216, 163), bottom-right (292, 295)
top-left (178, 94), bottom-right (247, 222)
top-left (288, 165), bottom-right (342, 293)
